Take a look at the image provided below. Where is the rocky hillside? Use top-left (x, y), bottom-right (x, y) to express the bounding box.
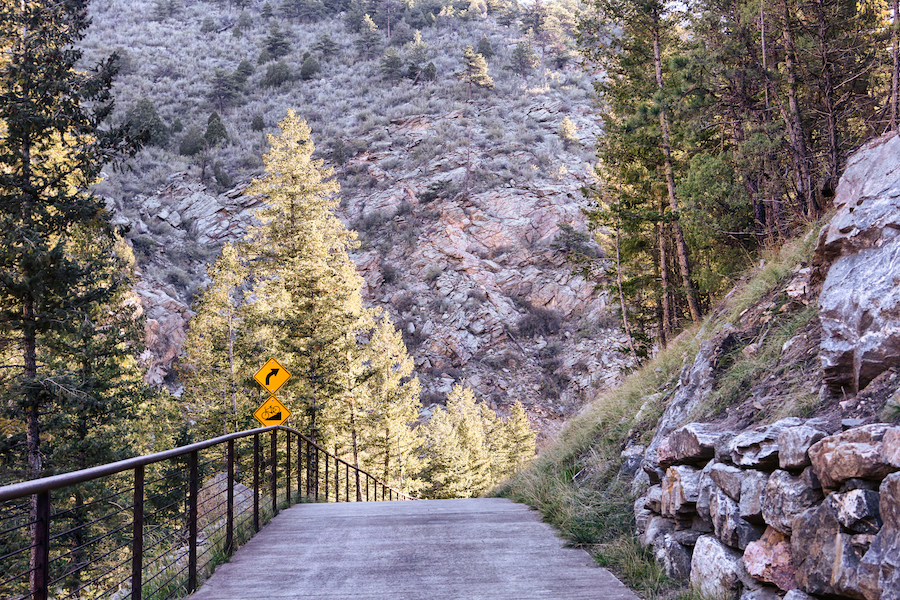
top-left (499, 131), bottom-right (900, 600)
top-left (625, 132), bottom-right (900, 600)
top-left (85, 0), bottom-right (634, 442)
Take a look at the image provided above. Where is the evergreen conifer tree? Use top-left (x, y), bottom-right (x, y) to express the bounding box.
top-left (0, 0), bottom-right (145, 588)
top-left (355, 14), bottom-right (382, 59)
top-left (457, 45), bottom-right (494, 101)
top-left (509, 41), bottom-right (539, 75)
top-left (124, 97), bottom-right (169, 147)
top-left (421, 385), bottom-right (493, 498)
top-left (476, 34), bottom-right (494, 60)
top-left (205, 111), bottom-right (229, 146)
top-left (0, 0), bottom-right (141, 482)
top-left (264, 23), bottom-right (292, 59)
top-left (380, 48), bottom-right (404, 82)
top-left (312, 33), bottom-right (340, 59)
top-left (359, 313), bottom-right (423, 493)
top-left (243, 111), bottom-right (369, 446)
top-left (502, 401), bottom-right (536, 473)
top-left (179, 243), bottom-right (250, 439)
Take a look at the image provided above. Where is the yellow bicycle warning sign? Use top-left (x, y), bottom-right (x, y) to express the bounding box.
top-left (253, 397), bottom-right (292, 427)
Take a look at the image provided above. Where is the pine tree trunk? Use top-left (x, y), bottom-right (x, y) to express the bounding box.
top-left (350, 395), bottom-right (361, 501)
top-left (779, 0), bottom-right (817, 216)
top-left (759, 3), bottom-right (787, 241)
top-left (651, 9), bottom-right (701, 323)
top-left (815, 0), bottom-right (840, 198)
top-left (228, 313), bottom-right (236, 434)
top-left (658, 221), bottom-right (672, 345)
top-left (893, 0), bottom-right (899, 131)
top-left (383, 428), bottom-right (391, 483)
top-left (616, 219), bottom-right (640, 364)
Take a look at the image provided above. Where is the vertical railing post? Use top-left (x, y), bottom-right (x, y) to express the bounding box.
top-left (366, 475), bottom-right (370, 502)
top-left (32, 490), bottom-right (50, 600)
top-left (253, 433), bottom-right (260, 533)
top-left (345, 463), bottom-right (349, 503)
top-left (188, 450), bottom-right (199, 594)
top-left (304, 440), bottom-right (310, 497)
top-left (296, 433), bottom-right (302, 500)
top-left (324, 451), bottom-right (329, 502)
top-left (334, 458), bottom-right (339, 502)
top-left (314, 446), bottom-right (319, 502)
top-left (226, 439), bottom-right (234, 557)
top-left (131, 466), bottom-right (144, 600)
top-left (285, 431), bottom-right (291, 505)
top-left (270, 429), bottom-right (277, 516)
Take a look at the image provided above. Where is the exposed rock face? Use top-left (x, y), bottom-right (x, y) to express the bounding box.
top-left (641, 332), bottom-right (733, 480)
top-left (342, 116), bottom-right (633, 438)
top-left (815, 132), bottom-right (900, 395)
top-left (122, 105), bottom-right (634, 439)
top-left (197, 472), bottom-right (253, 531)
top-left (135, 279), bottom-right (191, 386)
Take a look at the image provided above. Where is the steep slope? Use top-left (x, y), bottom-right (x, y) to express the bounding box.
top-left (83, 0), bottom-right (634, 441)
top-left (500, 132), bottom-right (900, 599)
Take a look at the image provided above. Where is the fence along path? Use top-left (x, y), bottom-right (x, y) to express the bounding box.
top-left (0, 426), bottom-right (411, 600)
top-left (188, 498), bottom-right (640, 600)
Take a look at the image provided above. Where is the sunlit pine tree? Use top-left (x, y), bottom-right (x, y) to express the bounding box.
top-left (359, 312), bottom-right (423, 494)
top-left (243, 110), bottom-right (370, 447)
top-left (179, 243), bottom-right (251, 438)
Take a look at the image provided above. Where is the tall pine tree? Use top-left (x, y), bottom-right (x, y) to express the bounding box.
top-left (243, 110), bottom-right (370, 447)
top-left (0, 1), bottom-right (143, 592)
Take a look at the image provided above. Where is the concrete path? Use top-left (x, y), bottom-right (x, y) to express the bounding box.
top-left (189, 498), bottom-right (639, 600)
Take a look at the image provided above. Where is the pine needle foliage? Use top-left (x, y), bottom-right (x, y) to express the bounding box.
top-left (0, 0), bottom-right (144, 481)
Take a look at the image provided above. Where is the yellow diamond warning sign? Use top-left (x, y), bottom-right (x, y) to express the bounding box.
top-left (253, 358), bottom-right (291, 395)
top-left (253, 397), bottom-right (292, 427)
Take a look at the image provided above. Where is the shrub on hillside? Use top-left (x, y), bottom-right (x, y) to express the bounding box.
top-left (262, 61), bottom-right (293, 87)
top-left (124, 97), bottom-right (169, 147)
top-left (517, 305), bottom-right (562, 338)
top-left (300, 55), bottom-right (321, 80)
top-left (179, 126), bottom-right (207, 156)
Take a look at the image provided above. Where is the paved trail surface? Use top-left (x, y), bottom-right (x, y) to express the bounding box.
top-left (189, 498), bottom-right (640, 600)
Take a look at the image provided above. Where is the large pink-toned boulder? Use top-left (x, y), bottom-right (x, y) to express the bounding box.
top-left (808, 424), bottom-right (900, 489)
top-left (744, 527), bottom-right (797, 591)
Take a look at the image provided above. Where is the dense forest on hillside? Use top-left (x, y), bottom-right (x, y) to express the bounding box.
top-left (581, 0), bottom-right (898, 357)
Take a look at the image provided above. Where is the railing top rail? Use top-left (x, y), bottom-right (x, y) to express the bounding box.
top-left (0, 425), bottom-right (415, 502)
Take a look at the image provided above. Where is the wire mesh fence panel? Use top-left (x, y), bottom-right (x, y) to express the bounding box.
top-left (0, 426), bottom-right (415, 600)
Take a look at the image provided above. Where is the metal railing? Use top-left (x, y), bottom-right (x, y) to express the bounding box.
top-left (0, 425), bottom-right (414, 600)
